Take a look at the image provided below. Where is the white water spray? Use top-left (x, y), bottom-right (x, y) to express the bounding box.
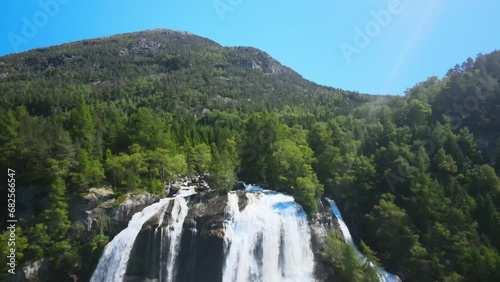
top-left (161, 196), bottom-right (190, 282)
top-left (90, 198), bottom-right (172, 282)
top-left (91, 192), bottom-right (193, 282)
top-left (224, 192), bottom-right (240, 252)
top-left (223, 190), bottom-right (315, 282)
top-left (325, 198), bottom-right (401, 282)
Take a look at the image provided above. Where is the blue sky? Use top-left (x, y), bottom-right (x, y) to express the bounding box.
top-left (1, 0), bottom-right (499, 95)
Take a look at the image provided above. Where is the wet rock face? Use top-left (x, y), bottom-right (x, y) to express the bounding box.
top-left (89, 182), bottom-right (338, 282)
top-left (124, 192), bottom-right (233, 282)
top-left (175, 195), bottom-right (228, 282)
top-left (123, 191), bottom-right (341, 282)
top-left (310, 199), bottom-right (337, 251)
top-left (122, 189), bottom-right (253, 282)
top-left (310, 199), bottom-right (341, 282)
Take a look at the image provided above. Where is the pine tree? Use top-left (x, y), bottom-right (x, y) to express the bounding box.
top-left (0, 110), bottom-right (19, 166)
top-left (183, 137), bottom-right (195, 176)
top-left (42, 178), bottom-right (71, 241)
top-left (68, 96), bottom-right (95, 154)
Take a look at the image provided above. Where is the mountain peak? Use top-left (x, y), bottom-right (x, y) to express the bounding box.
top-left (0, 29), bottom-right (303, 81)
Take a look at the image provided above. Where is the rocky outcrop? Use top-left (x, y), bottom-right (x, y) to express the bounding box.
top-left (174, 193), bottom-right (229, 282)
top-left (119, 38), bottom-right (162, 56)
top-left (70, 177), bottom-right (210, 236)
top-left (310, 199), bottom-right (336, 252)
top-left (310, 199), bottom-right (342, 282)
top-left (69, 187), bottom-right (160, 236)
top-left (13, 259), bottom-right (49, 282)
top-left (69, 187), bottom-right (115, 233)
top-left (230, 47), bottom-right (294, 75)
top-left (166, 175), bottom-right (210, 197)
top-left (113, 193), bottom-right (160, 228)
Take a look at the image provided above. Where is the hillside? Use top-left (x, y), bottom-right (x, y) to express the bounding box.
top-left (0, 29), bottom-right (381, 118)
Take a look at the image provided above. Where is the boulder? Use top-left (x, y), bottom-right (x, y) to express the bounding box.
top-left (13, 258), bottom-right (49, 282)
top-left (113, 193), bottom-right (160, 224)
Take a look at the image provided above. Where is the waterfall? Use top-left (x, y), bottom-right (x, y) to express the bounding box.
top-left (325, 198), bottom-right (401, 282)
top-left (90, 198), bottom-right (171, 282)
top-left (91, 194), bottom-right (193, 282)
top-left (91, 182), bottom-right (403, 282)
top-left (224, 192), bottom-right (240, 252)
top-left (161, 196), bottom-right (190, 282)
top-left (222, 189), bottom-right (315, 282)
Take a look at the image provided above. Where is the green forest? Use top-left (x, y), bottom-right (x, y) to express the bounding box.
top-left (0, 30), bottom-right (499, 281)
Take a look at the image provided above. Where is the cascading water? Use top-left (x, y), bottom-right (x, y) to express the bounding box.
top-left (93, 180), bottom-right (402, 282)
top-left (223, 192), bottom-right (240, 252)
top-left (222, 185), bottom-right (316, 282)
top-left (90, 198), bottom-right (171, 282)
top-left (91, 193), bottom-right (193, 282)
top-left (325, 198), bottom-right (401, 282)
top-left (160, 196), bottom-right (190, 282)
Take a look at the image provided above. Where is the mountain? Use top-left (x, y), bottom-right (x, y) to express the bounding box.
top-left (0, 29), bottom-right (383, 118)
top-left (1, 29), bottom-right (500, 282)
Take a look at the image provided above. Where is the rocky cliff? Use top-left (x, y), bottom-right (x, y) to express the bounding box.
top-left (120, 185), bottom-right (341, 282)
top-left (15, 178), bottom-right (342, 282)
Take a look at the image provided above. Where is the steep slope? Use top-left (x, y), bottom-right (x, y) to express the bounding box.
top-left (0, 29), bottom-right (381, 117)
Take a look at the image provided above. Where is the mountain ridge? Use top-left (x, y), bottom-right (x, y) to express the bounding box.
top-left (0, 28), bottom-right (375, 95)
top-left (0, 28), bottom-right (387, 119)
